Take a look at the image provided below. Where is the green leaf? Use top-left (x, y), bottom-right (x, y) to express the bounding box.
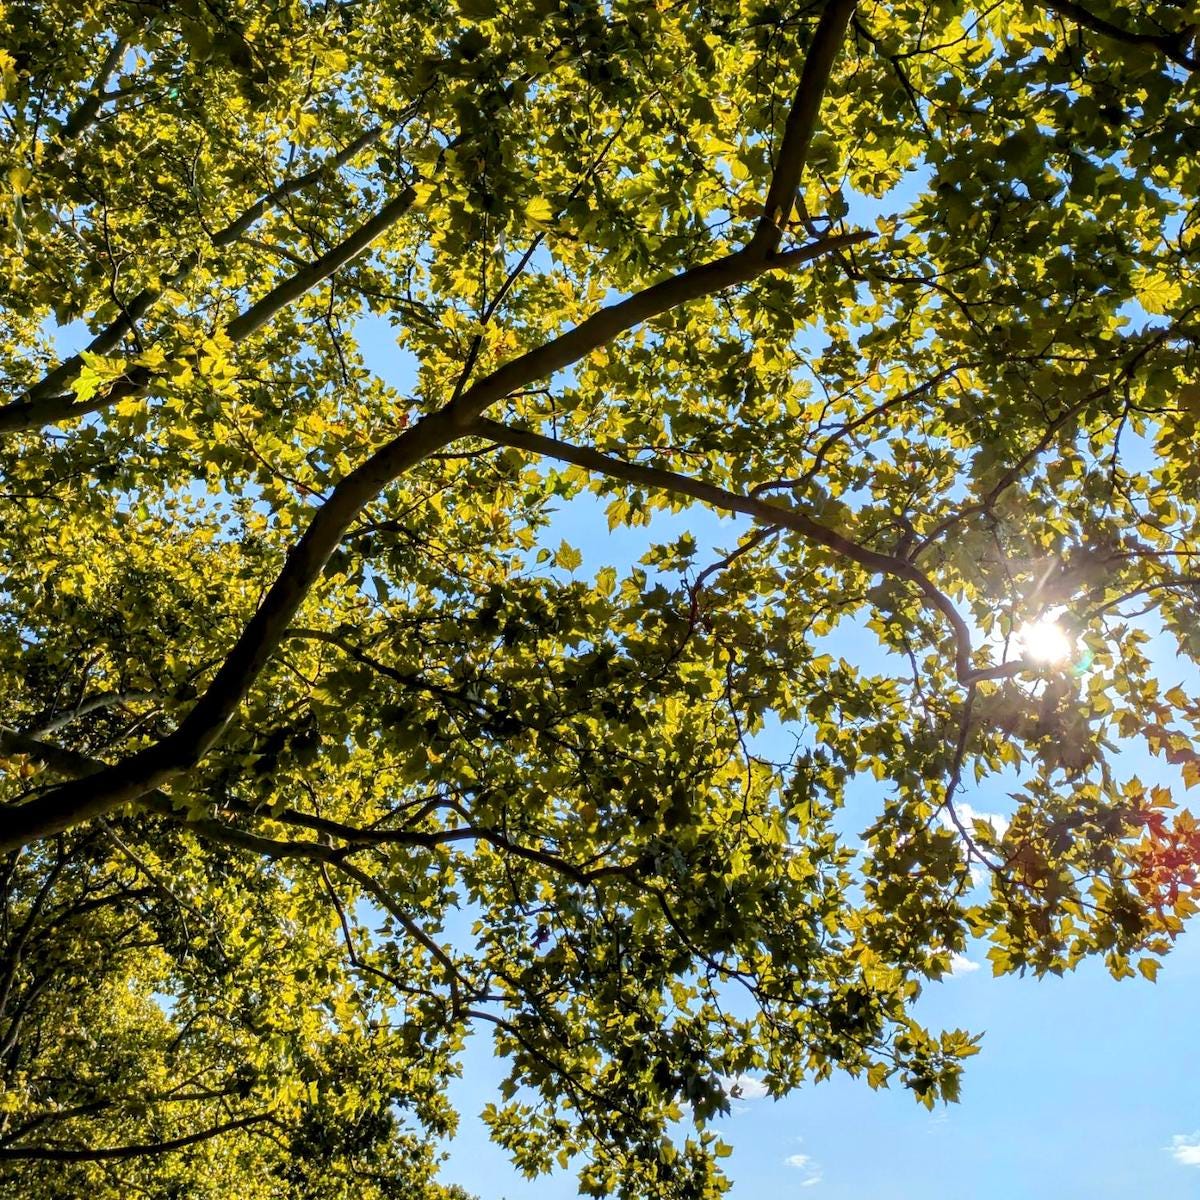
top-left (554, 540), bottom-right (582, 571)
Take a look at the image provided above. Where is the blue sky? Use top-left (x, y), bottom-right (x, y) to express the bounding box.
top-left (426, 515), bottom-right (1200, 1198)
top-left (42, 162), bottom-right (1200, 1198)
top-left (440, 932), bottom-right (1200, 1199)
top-left (343, 310), bottom-right (1200, 1196)
top-left (425, 506), bottom-right (1200, 1200)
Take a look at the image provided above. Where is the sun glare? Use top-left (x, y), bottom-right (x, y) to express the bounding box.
top-left (1017, 616), bottom-right (1074, 666)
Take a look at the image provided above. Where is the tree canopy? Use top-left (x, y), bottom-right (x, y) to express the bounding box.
top-left (2, 0), bottom-right (1199, 1195)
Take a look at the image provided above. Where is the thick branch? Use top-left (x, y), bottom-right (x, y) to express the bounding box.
top-left (749, 0), bottom-right (859, 256)
top-left (443, 232), bottom-right (869, 430)
top-left (0, 724), bottom-right (325, 858)
top-left (0, 234), bottom-right (865, 853)
top-left (58, 31), bottom-right (135, 144)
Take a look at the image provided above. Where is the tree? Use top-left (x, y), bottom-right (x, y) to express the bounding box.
top-left (1, 0), bottom-right (1198, 1193)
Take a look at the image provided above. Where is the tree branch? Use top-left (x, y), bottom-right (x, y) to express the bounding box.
top-left (0, 725), bottom-right (110, 780)
top-left (441, 231), bottom-right (870, 431)
top-left (749, 0), bottom-right (859, 256)
top-left (913, 322), bottom-right (1186, 558)
top-left (911, 383), bottom-right (1108, 557)
top-left (0, 7), bottom-right (866, 848)
top-left (25, 690), bottom-right (162, 737)
top-left (0, 179), bottom-right (410, 433)
top-left (331, 860), bottom-right (465, 1016)
top-left (0, 722), bottom-right (632, 887)
top-left (58, 30), bottom-right (135, 144)
top-left (467, 416), bottom-right (1026, 688)
top-left (224, 187), bottom-right (416, 343)
top-left (18, 123), bottom-right (384, 410)
top-left (0, 724), bottom-right (338, 860)
top-left (0, 233), bottom-right (866, 853)
top-left (749, 364), bottom-right (969, 499)
top-left (0, 1114), bottom-right (271, 1162)
top-left (1038, 0), bottom-right (1199, 71)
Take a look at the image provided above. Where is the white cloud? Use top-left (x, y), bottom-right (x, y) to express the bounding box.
top-left (949, 953), bottom-right (981, 976)
top-left (953, 803), bottom-right (1010, 840)
top-left (784, 1153), bottom-right (822, 1187)
top-left (1170, 1133), bottom-right (1200, 1166)
top-left (720, 1073), bottom-right (769, 1100)
top-left (940, 806), bottom-right (1009, 877)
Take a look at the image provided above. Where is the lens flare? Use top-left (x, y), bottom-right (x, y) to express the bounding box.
top-left (1017, 617), bottom-right (1074, 665)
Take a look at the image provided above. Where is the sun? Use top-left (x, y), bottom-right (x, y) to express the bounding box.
top-left (1017, 616), bottom-right (1074, 666)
